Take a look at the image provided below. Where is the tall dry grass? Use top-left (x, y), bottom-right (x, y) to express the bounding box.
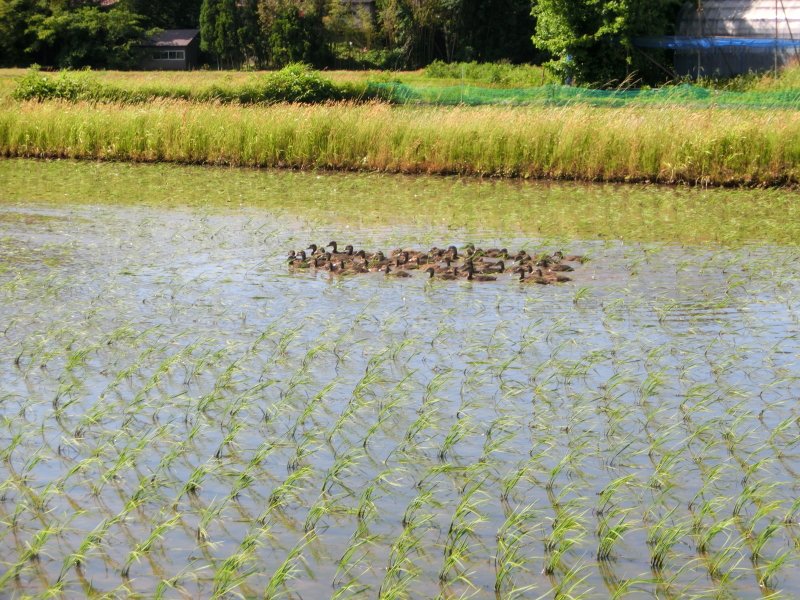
top-left (2, 99), bottom-right (800, 185)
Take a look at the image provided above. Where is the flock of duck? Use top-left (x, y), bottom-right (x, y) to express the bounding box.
top-left (288, 241), bottom-right (584, 284)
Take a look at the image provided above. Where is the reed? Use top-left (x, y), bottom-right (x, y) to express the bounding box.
top-left (3, 98), bottom-right (800, 185)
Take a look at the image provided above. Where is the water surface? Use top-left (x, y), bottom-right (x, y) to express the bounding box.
top-left (1, 159), bottom-right (800, 600)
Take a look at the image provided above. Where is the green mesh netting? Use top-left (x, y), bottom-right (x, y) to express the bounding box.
top-left (367, 82), bottom-right (800, 109)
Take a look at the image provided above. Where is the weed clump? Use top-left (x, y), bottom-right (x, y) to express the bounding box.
top-left (11, 63), bottom-right (346, 105)
top-left (11, 66), bottom-right (94, 102)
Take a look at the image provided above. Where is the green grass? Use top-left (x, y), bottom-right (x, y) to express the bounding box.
top-left (3, 96), bottom-right (800, 186)
top-left (0, 64), bottom-right (555, 104)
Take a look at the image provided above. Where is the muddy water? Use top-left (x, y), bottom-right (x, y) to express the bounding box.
top-left (1, 159), bottom-right (800, 600)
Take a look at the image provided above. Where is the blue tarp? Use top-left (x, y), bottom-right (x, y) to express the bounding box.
top-left (632, 36), bottom-right (800, 50)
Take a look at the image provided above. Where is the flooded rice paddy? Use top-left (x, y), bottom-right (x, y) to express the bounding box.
top-left (2, 159), bottom-right (800, 600)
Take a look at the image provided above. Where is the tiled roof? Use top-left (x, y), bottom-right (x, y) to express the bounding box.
top-left (141, 29), bottom-right (201, 48)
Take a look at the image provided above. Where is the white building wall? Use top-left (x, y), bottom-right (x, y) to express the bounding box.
top-left (675, 0), bottom-right (800, 77)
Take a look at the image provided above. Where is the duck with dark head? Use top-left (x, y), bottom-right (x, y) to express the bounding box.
top-left (327, 241), bottom-right (354, 257)
top-left (384, 265), bottom-right (412, 278)
top-left (425, 267), bottom-right (459, 281)
top-left (465, 263), bottom-right (496, 282)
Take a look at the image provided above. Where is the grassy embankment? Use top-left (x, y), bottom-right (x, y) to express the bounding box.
top-left (3, 98), bottom-right (800, 185)
top-left (0, 63), bottom-right (554, 103)
top-left (3, 64), bottom-right (800, 186)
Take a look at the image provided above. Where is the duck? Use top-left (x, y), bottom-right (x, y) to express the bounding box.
top-left (548, 264), bottom-right (574, 272)
top-left (401, 248), bottom-right (424, 258)
top-left (443, 245), bottom-right (460, 260)
top-left (465, 264), bottom-right (496, 282)
top-left (479, 260), bottom-right (506, 274)
top-left (326, 241), bottom-right (354, 258)
top-left (485, 248), bottom-right (509, 258)
top-left (384, 265), bottom-right (412, 278)
top-left (428, 257), bottom-right (454, 274)
top-left (392, 252), bottom-right (411, 267)
top-left (404, 256), bottom-right (422, 270)
top-left (516, 268), bottom-right (549, 284)
top-left (541, 268), bottom-right (571, 283)
top-left (564, 254), bottom-right (583, 262)
top-left (348, 260), bottom-right (369, 274)
top-left (425, 267), bottom-right (459, 281)
top-left (329, 261), bottom-right (358, 276)
top-left (288, 250), bottom-right (307, 267)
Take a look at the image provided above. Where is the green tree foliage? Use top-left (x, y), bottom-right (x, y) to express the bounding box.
top-left (0, 0), bottom-right (40, 66)
top-left (201, 0), bottom-right (264, 68)
top-left (118, 0), bottom-right (204, 29)
top-left (323, 0), bottom-right (376, 51)
top-left (26, 6), bottom-right (149, 69)
top-left (532, 0), bottom-right (683, 85)
top-left (253, 0), bottom-right (331, 68)
top-left (374, 0), bottom-right (540, 69)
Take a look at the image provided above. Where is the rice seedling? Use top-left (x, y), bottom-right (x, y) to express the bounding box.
top-left (596, 510), bottom-right (633, 561)
top-left (494, 503), bottom-right (538, 595)
top-left (543, 508), bottom-right (588, 575)
top-left (264, 534), bottom-right (314, 600)
top-left (120, 513), bottom-right (183, 578)
top-left (648, 518), bottom-right (690, 572)
top-left (757, 549), bottom-right (793, 590)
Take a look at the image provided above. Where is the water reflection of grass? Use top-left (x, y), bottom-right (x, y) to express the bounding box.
top-left (4, 159), bottom-right (800, 245)
top-left (3, 99), bottom-right (800, 186)
top-left (1, 160), bottom-right (800, 600)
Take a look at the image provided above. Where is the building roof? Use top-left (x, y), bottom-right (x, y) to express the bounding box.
top-left (141, 29), bottom-right (201, 48)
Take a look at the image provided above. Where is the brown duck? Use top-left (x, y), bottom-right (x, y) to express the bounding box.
top-left (384, 265), bottom-right (412, 278)
top-left (425, 267), bottom-right (459, 281)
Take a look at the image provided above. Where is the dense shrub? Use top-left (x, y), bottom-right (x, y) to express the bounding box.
top-left (11, 63), bottom-right (346, 104)
top-left (248, 63), bottom-right (341, 102)
top-left (11, 66), bottom-right (94, 101)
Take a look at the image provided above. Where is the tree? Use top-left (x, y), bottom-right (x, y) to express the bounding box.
top-left (25, 6), bottom-right (149, 69)
top-left (532, 0), bottom-right (683, 85)
top-left (201, 0), bottom-right (265, 68)
top-left (459, 0), bottom-right (541, 64)
top-left (323, 0), bottom-right (376, 52)
top-left (117, 0), bottom-right (204, 29)
top-left (0, 0), bottom-right (40, 67)
top-left (373, 0), bottom-right (541, 69)
top-left (257, 0), bottom-right (331, 68)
